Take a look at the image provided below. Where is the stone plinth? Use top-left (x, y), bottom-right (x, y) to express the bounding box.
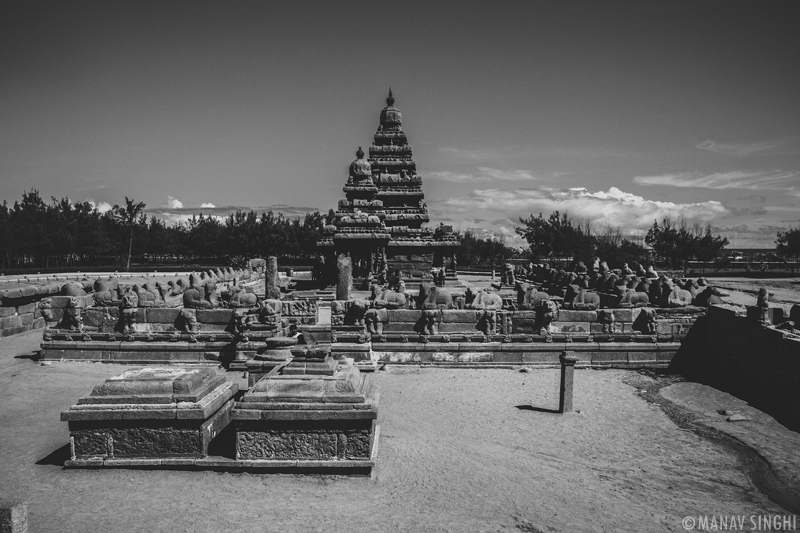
top-left (232, 361), bottom-right (379, 472)
top-left (61, 367), bottom-right (237, 465)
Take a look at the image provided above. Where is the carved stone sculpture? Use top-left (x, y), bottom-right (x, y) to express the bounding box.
top-left (93, 279), bottom-right (121, 307)
top-left (62, 281), bottom-right (87, 296)
top-left (370, 284), bottom-right (407, 309)
top-left (694, 286), bottom-right (724, 307)
top-left (168, 278), bottom-right (189, 296)
top-left (534, 300), bottom-right (559, 335)
top-left (223, 285), bottom-right (260, 308)
top-left (563, 284), bottom-right (600, 310)
top-left (663, 278), bottom-right (692, 307)
top-left (179, 308), bottom-right (199, 333)
top-left (501, 263), bottom-right (515, 286)
top-left (120, 289), bottom-right (139, 335)
top-left (515, 282), bottom-right (550, 310)
top-left (597, 309), bottom-right (615, 334)
top-left (345, 299), bottom-right (370, 326)
top-left (464, 287), bottom-right (503, 310)
top-left (417, 282), bottom-right (454, 310)
top-left (258, 299), bottom-right (283, 327)
top-left (134, 284), bottom-right (157, 307)
top-left (60, 297), bottom-right (83, 331)
top-left (365, 307), bottom-right (388, 334)
top-left (183, 274), bottom-right (213, 309)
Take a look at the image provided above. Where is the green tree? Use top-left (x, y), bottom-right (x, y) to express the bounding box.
top-left (112, 197), bottom-right (146, 271)
top-left (776, 226), bottom-right (800, 273)
top-left (645, 216), bottom-right (728, 269)
top-left (516, 211), bottom-right (595, 262)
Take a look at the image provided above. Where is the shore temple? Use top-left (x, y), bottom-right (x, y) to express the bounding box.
top-left (317, 89), bottom-right (460, 283)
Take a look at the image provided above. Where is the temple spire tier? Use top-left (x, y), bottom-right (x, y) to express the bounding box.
top-left (317, 90), bottom-right (460, 283)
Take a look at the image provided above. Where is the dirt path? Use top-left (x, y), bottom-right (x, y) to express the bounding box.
top-left (0, 330), bottom-right (793, 532)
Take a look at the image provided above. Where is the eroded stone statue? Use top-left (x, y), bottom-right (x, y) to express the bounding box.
top-left (515, 282), bottom-right (550, 310)
top-left (93, 279), bottom-right (122, 307)
top-left (370, 284), bottom-right (407, 309)
top-left (563, 284), bottom-right (600, 310)
top-left (223, 285), bottom-right (259, 308)
top-left (534, 300), bottom-right (559, 335)
top-left (417, 282), bottom-right (454, 310)
top-left (60, 297), bottom-right (83, 331)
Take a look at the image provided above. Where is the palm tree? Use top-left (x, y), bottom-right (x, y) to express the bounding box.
top-left (113, 197), bottom-right (146, 271)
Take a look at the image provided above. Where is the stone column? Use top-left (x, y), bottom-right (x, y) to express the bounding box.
top-left (265, 256), bottom-right (281, 300)
top-left (337, 253), bottom-right (352, 301)
top-left (559, 351), bottom-right (579, 413)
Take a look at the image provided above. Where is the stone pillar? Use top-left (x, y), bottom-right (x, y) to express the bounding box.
top-left (337, 253), bottom-right (352, 301)
top-left (559, 351), bottom-right (579, 413)
top-left (265, 256), bottom-right (281, 300)
top-left (0, 500), bottom-right (28, 533)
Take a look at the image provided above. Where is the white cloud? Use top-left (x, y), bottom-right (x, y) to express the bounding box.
top-left (696, 139), bottom-right (781, 156)
top-left (431, 186), bottom-right (728, 234)
top-left (633, 170), bottom-right (799, 191)
top-left (200, 202), bottom-right (216, 208)
top-left (165, 196), bottom-right (184, 209)
top-left (427, 167), bottom-right (535, 182)
top-left (85, 199), bottom-right (113, 213)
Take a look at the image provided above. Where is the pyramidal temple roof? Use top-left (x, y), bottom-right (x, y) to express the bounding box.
top-left (318, 90), bottom-right (459, 251)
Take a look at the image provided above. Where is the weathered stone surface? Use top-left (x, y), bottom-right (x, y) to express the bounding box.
top-left (195, 309), bottom-right (234, 325)
top-left (0, 306), bottom-right (17, 318)
top-left (50, 295), bottom-right (93, 309)
top-left (440, 310), bottom-right (481, 323)
top-left (71, 424), bottom-right (203, 459)
top-left (145, 308), bottom-right (181, 324)
top-left (17, 302), bottom-right (37, 314)
top-left (550, 322), bottom-right (591, 333)
top-left (557, 310), bottom-right (598, 322)
top-left (81, 367), bottom-right (226, 403)
top-left (236, 426), bottom-right (372, 460)
top-left (0, 316), bottom-right (22, 329)
top-left (18, 313), bottom-right (34, 327)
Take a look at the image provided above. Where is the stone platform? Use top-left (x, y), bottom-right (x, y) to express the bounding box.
top-left (232, 356), bottom-right (379, 473)
top-left (61, 367), bottom-right (237, 464)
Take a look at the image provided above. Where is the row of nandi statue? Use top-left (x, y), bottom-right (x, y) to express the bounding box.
top-left (515, 261), bottom-right (725, 310)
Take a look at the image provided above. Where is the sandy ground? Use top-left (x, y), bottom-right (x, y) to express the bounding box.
top-left (0, 331), bottom-right (794, 533)
top-left (705, 277), bottom-right (800, 313)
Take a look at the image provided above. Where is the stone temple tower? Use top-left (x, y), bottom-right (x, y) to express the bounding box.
top-left (317, 89), bottom-right (459, 284)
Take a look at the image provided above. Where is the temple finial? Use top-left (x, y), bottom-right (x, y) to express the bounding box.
top-left (386, 87), bottom-right (395, 106)
top-left (356, 146), bottom-right (364, 158)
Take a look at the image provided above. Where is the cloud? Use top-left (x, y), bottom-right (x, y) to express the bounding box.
top-left (696, 140), bottom-right (782, 156)
top-left (85, 199), bottom-right (113, 213)
top-left (633, 170), bottom-right (800, 191)
top-left (726, 205), bottom-right (768, 217)
top-left (427, 167), bottom-right (536, 182)
top-left (200, 202), bottom-right (216, 208)
top-left (165, 196), bottom-right (184, 209)
top-left (430, 186), bottom-right (728, 235)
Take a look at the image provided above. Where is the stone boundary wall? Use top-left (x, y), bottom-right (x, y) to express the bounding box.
top-left (1, 270), bottom-right (271, 338)
top-left (0, 282), bottom-right (71, 337)
top-left (701, 305), bottom-right (800, 413)
top-left (329, 304), bottom-right (703, 368)
top-left (39, 299), bottom-right (317, 364)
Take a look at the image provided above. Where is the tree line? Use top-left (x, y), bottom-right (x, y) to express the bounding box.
top-left (515, 211), bottom-right (732, 270)
top-left (3, 189), bottom-right (797, 273)
top-left (0, 190), bottom-right (326, 271)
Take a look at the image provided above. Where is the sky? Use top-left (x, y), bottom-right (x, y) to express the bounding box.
top-left (2, 1), bottom-right (799, 249)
